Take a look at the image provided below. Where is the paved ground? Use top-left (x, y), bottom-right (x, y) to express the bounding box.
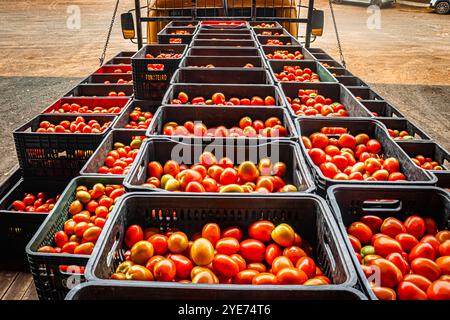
top-left (0, 0), bottom-right (448, 184)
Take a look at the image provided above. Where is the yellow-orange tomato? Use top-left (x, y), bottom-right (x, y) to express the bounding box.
top-left (131, 240), bottom-right (154, 265)
top-left (74, 242), bottom-right (94, 255)
top-left (191, 238), bottom-right (215, 266)
top-left (125, 265), bottom-right (154, 281)
top-left (167, 231), bottom-right (188, 253)
top-left (271, 223), bottom-right (295, 247)
top-left (252, 272), bottom-right (278, 285)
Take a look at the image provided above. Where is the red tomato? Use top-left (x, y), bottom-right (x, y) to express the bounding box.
top-left (374, 236), bottom-right (403, 257)
top-left (380, 217), bottom-right (406, 238)
top-left (348, 222), bottom-right (373, 245)
top-left (265, 244), bottom-right (282, 265)
top-left (230, 254), bottom-right (247, 271)
top-left (169, 254), bottom-right (193, 279)
top-left (371, 287), bottom-right (396, 300)
top-left (153, 259), bottom-right (176, 282)
top-left (124, 225), bottom-right (144, 249)
top-left (212, 254), bottom-right (240, 277)
top-left (271, 256), bottom-right (293, 274)
top-left (395, 233), bottom-right (419, 253)
top-left (424, 217), bottom-right (438, 235)
top-left (348, 235), bottom-right (362, 253)
top-left (404, 215), bottom-right (425, 240)
top-left (421, 235), bottom-right (441, 256)
top-left (427, 280), bottom-right (450, 300)
top-left (202, 223), bottom-right (220, 247)
top-left (366, 139), bottom-right (381, 153)
top-left (360, 215), bottom-right (383, 234)
top-left (54, 231), bottom-right (69, 248)
top-left (248, 220), bottom-right (275, 242)
top-left (276, 267), bottom-right (308, 284)
top-left (440, 240), bottom-right (450, 256)
top-left (409, 242), bottom-right (436, 261)
top-left (148, 234), bottom-right (169, 255)
top-left (252, 273), bottom-right (277, 285)
top-left (369, 258), bottom-right (403, 288)
top-left (148, 161), bottom-right (163, 179)
top-left (234, 269), bottom-right (259, 284)
top-left (411, 258), bottom-right (441, 282)
top-left (239, 239), bottom-right (266, 262)
top-left (282, 246), bottom-right (307, 265)
top-left (436, 256), bottom-right (450, 275)
top-left (319, 162), bottom-right (339, 179)
top-left (397, 281), bottom-right (427, 300)
top-left (386, 252), bottom-right (410, 275)
top-left (221, 226), bottom-right (243, 241)
top-left (215, 237), bottom-right (240, 255)
top-left (403, 274), bottom-right (432, 292)
top-left (296, 257), bottom-right (317, 279)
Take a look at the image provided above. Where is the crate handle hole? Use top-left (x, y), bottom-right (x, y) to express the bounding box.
top-left (107, 230), bottom-right (122, 268)
top-left (362, 199), bottom-right (402, 213)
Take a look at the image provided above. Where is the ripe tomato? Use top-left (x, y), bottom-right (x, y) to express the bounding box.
top-left (234, 269), bottom-right (259, 284)
top-left (276, 267), bottom-right (308, 284)
top-left (397, 281), bottom-right (427, 300)
top-left (440, 240), bottom-right (450, 256)
top-left (265, 244), bottom-right (282, 265)
top-left (221, 226), bottom-right (243, 241)
top-left (271, 256), bottom-right (293, 274)
top-left (191, 238), bottom-right (214, 266)
top-left (219, 168), bottom-right (238, 185)
top-left (124, 225), bottom-right (144, 249)
top-left (436, 256), bottom-right (450, 275)
top-left (54, 231), bottom-right (69, 248)
top-left (427, 280), bottom-right (450, 300)
top-left (374, 236), bottom-right (403, 257)
top-left (296, 257), bottom-right (316, 279)
top-left (386, 252), bottom-right (409, 275)
top-left (148, 161), bottom-right (163, 179)
top-left (202, 223), bottom-right (220, 246)
top-left (252, 272), bottom-right (277, 285)
top-left (212, 254), bottom-right (240, 277)
top-left (409, 242), bottom-right (435, 261)
top-left (411, 258), bottom-right (441, 282)
top-left (215, 237), bottom-right (240, 255)
top-left (338, 134), bottom-right (356, 149)
top-left (283, 246), bottom-right (307, 265)
top-left (383, 158), bottom-right (400, 174)
top-left (421, 235), bottom-right (440, 256)
top-left (380, 217), bottom-right (406, 238)
top-left (169, 254), bottom-right (193, 279)
top-left (309, 148), bottom-right (326, 165)
top-left (247, 262), bottom-right (266, 273)
top-left (230, 254), bottom-right (247, 271)
top-left (404, 215), bottom-right (425, 240)
top-left (130, 241), bottom-right (154, 265)
top-left (372, 287), bottom-right (396, 300)
top-left (239, 239), bottom-right (265, 262)
top-left (148, 234), bottom-right (169, 255)
top-left (153, 259), bottom-right (176, 282)
top-left (319, 162), bottom-right (339, 179)
top-left (403, 274), bottom-right (432, 292)
top-left (311, 133), bottom-right (329, 149)
top-left (366, 139), bottom-right (381, 153)
top-left (369, 258), bottom-right (403, 288)
top-left (248, 220), bottom-right (275, 242)
top-left (82, 226), bottom-right (102, 243)
top-left (271, 223), bottom-right (295, 247)
top-left (395, 233), bottom-right (419, 253)
top-left (168, 232), bottom-right (188, 253)
top-left (145, 255), bottom-right (165, 273)
top-left (348, 222), bottom-right (373, 245)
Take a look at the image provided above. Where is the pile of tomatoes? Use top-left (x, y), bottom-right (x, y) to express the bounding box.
top-left (274, 66), bottom-right (320, 83)
top-left (170, 92), bottom-right (276, 106)
top-left (266, 39), bottom-right (291, 46)
top-left (260, 31), bottom-right (281, 36)
top-left (169, 38), bottom-right (182, 44)
top-left (36, 116), bottom-right (111, 134)
top-left (147, 64), bottom-right (164, 71)
top-left (122, 107), bottom-right (154, 130)
top-left (111, 68), bottom-right (131, 74)
top-left (97, 136), bottom-right (146, 175)
top-left (302, 127), bottom-right (407, 181)
top-left (170, 30), bottom-right (191, 35)
top-left (144, 152), bottom-right (296, 193)
top-left (145, 53), bottom-right (183, 59)
top-left (161, 116), bottom-right (288, 138)
top-left (111, 221), bottom-right (330, 285)
top-left (108, 91), bottom-right (127, 97)
top-left (346, 215), bottom-right (450, 300)
top-left (286, 89), bottom-right (349, 117)
top-left (37, 183), bottom-right (125, 256)
top-left (187, 63), bottom-right (254, 68)
top-left (387, 128), bottom-right (415, 141)
top-left (411, 155), bottom-right (444, 171)
top-left (11, 192), bottom-right (60, 213)
top-left (51, 102), bottom-right (123, 114)
top-left (266, 50), bottom-right (304, 60)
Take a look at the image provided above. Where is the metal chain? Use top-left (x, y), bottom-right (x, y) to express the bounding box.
top-left (99, 0), bottom-right (120, 66)
top-left (328, 0), bottom-right (346, 68)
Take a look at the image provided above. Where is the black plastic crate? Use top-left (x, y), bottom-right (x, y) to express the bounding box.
top-left (347, 86), bottom-right (384, 101)
top-left (191, 39), bottom-right (257, 47)
top-left (327, 185), bottom-right (450, 300)
top-left (335, 76), bottom-right (368, 88)
top-left (124, 138), bottom-right (315, 194)
top-left (360, 100), bottom-right (405, 118)
top-left (113, 51), bottom-right (136, 58)
top-left (14, 114), bottom-right (117, 178)
top-left (312, 52), bottom-right (335, 61)
top-left (84, 192), bottom-right (360, 298)
top-left (307, 48), bottom-right (327, 54)
top-left (157, 27), bottom-right (197, 44)
top-left (105, 57), bottom-right (131, 65)
top-left (0, 170), bottom-right (68, 270)
top-left (249, 21), bottom-right (283, 29)
top-left (80, 74), bottom-right (132, 85)
top-left (187, 47), bottom-right (261, 56)
top-left (194, 33), bottom-right (254, 40)
top-left (437, 173), bottom-right (450, 190)
top-left (162, 84), bottom-right (285, 107)
top-left (257, 35), bottom-right (300, 46)
top-left (279, 82), bottom-right (373, 118)
top-left (295, 118), bottom-right (438, 195)
top-left (112, 99), bottom-right (160, 130)
top-left (94, 65), bottom-right (132, 74)
top-left (64, 84), bottom-right (133, 98)
top-left (66, 281), bottom-right (367, 300)
top-left (26, 176), bottom-right (124, 300)
top-left (180, 55), bottom-right (265, 69)
top-left (131, 44), bottom-right (188, 100)
top-left (200, 21), bottom-right (249, 30)
top-left (146, 105), bottom-right (297, 140)
top-left (80, 130), bottom-right (147, 177)
top-left (377, 118), bottom-right (432, 141)
top-left (198, 28), bottom-right (252, 34)
top-left (267, 60), bottom-right (337, 83)
top-left (171, 68), bottom-right (273, 84)
top-left (165, 20), bottom-right (198, 28)
top-left (397, 141), bottom-right (450, 178)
